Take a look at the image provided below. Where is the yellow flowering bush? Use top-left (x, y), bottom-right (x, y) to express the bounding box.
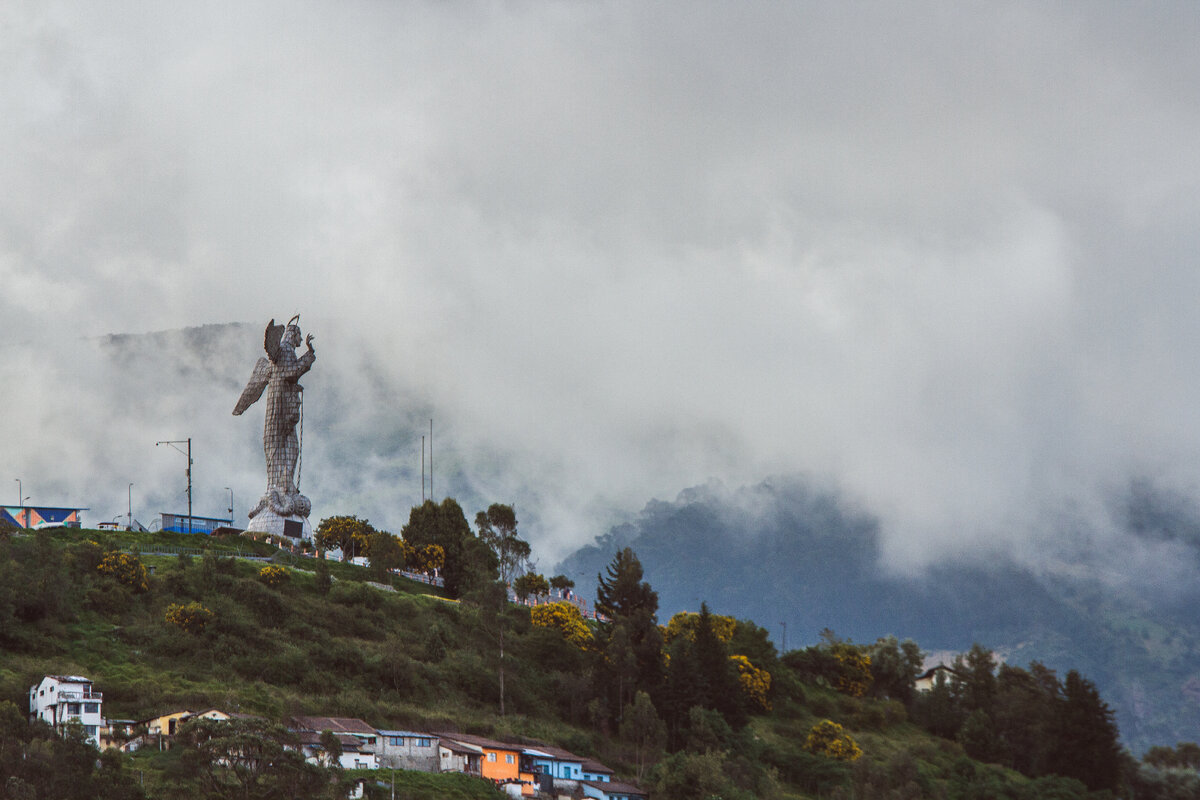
top-left (663, 610), bottom-right (735, 644)
top-left (420, 544), bottom-right (444, 572)
top-left (165, 602), bottom-right (213, 634)
top-left (804, 719), bottom-right (862, 761)
top-left (258, 564), bottom-right (290, 587)
top-left (401, 541), bottom-right (445, 575)
top-left (832, 643), bottom-right (872, 697)
top-left (97, 552), bottom-right (148, 592)
top-left (531, 601), bottom-right (593, 649)
top-left (730, 654), bottom-right (772, 711)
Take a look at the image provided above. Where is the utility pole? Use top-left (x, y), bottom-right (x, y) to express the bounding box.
top-left (156, 438), bottom-right (192, 534)
top-left (128, 483), bottom-right (133, 531)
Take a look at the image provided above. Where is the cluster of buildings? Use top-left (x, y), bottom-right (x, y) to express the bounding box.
top-left (28, 675), bottom-right (648, 800)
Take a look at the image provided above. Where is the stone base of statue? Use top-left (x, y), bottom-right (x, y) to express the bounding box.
top-left (246, 490), bottom-right (313, 540)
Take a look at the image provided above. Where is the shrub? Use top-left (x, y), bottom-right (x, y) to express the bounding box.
top-left (97, 552), bottom-right (148, 592)
top-left (663, 610), bottom-right (736, 644)
top-left (165, 601), bottom-right (214, 634)
top-left (804, 719), bottom-right (863, 762)
top-left (730, 654), bottom-right (772, 711)
top-left (831, 643), bottom-right (872, 697)
top-left (530, 601), bottom-right (593, 649)
top-left (258, 564), bottom-right (290, 588)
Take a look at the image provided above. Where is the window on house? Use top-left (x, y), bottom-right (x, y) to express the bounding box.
top-left (506, 754), bottom-right (514, 764)
top-left (67, 703), bottom-right (81, 716)
top-left (488, 753), bottom-right (496, 762)
top-left (84, 726), bottom-right (97, 736)
top-left (417, 737), bottom-right (431, 747)
top-left (84, 703), bottom-right (99, 714)
top-left (390, 736), bottom-right (404, 746)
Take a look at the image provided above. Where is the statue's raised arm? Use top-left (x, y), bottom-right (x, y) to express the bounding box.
top-left (233, 315), bottom-right (317, 539)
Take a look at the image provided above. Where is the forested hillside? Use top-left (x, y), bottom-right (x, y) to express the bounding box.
top-left (557, 476), bottom-right (1200, 754)
top-left (0, 515), bottom-right (1192, 799)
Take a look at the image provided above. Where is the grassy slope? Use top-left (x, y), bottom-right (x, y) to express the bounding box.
top-left (0, 528), bottom-right (1086, 799)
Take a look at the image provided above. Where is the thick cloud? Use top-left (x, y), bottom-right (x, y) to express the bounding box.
top-left (4, 2), bottom-right (1200, 568)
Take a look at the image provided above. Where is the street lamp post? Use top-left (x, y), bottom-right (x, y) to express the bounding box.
top-left (225, 487), bottom-right (233, 527)
top-left (14, 481), bottom-right (30, 528)
top-left (156, 438), bottom-right (192, 534)
top-left (128, 483), bottom-right (133, 531)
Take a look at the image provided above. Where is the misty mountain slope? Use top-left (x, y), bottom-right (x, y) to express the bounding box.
top-left (60, 322), bottom-right (513, 533)
top-left (556, 476), bottom-right (1200, 754)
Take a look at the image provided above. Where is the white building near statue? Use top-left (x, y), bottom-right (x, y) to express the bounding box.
top-left (29, 675), bottom-right (105, 747)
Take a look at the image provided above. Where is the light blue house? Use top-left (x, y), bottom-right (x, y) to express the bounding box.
top-left (523, 744), bottom-right (585, 780)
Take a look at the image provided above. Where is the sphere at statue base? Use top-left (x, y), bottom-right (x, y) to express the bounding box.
top-left (246, 505), bottom-right (313, 541)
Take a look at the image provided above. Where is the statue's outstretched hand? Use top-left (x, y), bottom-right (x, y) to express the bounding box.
top-left (306, 333), bottom-right (315, 353)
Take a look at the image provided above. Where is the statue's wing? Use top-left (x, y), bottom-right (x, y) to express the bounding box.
top-left (233, 357), bottom-right (272, 415)
top-left (264, 318), bottom-right (284, 363)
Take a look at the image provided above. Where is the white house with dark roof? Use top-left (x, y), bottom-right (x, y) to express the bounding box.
top-left (439, 736), bottom-right (484, 775)
top-left (28, 675), bottom-right (105, 747)
top-left (289, 715), bottom-right (379, 770)
top-left (296, 730), bottom-right (378, 770)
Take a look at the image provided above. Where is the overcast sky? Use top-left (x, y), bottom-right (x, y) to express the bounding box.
top-left (4, 2), bottom-right (1200, 569)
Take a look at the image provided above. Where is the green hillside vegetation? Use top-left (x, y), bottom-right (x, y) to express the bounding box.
top-left (0, 510), bottom-right (1191, 799)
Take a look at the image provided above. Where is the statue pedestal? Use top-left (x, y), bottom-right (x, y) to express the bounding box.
top-left (246, 491), bottom-right (313, 540)
top-left (246, 508), bottom-right (313, 540)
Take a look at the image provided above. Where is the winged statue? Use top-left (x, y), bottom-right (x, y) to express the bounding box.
top-left (233, 315), bottom-right (316, 535)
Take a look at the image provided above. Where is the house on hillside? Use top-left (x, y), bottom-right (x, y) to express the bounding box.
top-left (99, 719), bottom-right (138, 751)
top-left (134, 708), bottom-right (232, 749)
top-left (290, 716), bottom-right (379, 770)
top-left (580, 778), bottom-right (649, 800)
top-left (524, 743), bottom-right (586, 781)
top-left (375, 729), bottom-right (438, 771)
top-left (28, 675), bottom-right (105, 747)
top-left (297, 730), bottom-right (378, 770)
top-left (439, 737), bottom-right (484, 775)
top-left (521, 744), bottom-right (626, 796)
top-left (437, 732), bottom-right (536, 795)
top-left (581, 758), bottom-right (615, 782)
top-left (915, 664), bottom-right (960, 693)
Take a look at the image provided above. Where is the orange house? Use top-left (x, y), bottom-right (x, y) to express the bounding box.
top-left (438, 732), bottom-right (536, 796)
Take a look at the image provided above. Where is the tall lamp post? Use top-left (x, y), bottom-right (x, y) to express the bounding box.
top-left (225, 487), bottom-right (233, 527)
top-left (128, 483), bottom-right (133, 531)
top-left (156, 438), bottom-right (192, 534)
top-left (14, 479), bottom-right (29, 529)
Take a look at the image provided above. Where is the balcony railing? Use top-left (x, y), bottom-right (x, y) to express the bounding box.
top-left (56, 690), bottom-right (102, 702)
